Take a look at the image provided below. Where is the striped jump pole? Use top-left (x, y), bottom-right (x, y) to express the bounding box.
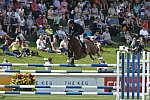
top-left (127, 52), bottom-right (130, 99)
top-left (121, 52), bottom-right (125, 100)
top-left (0, 70), bottom-right (115, 73)
top-left (0, 63), bottom-right (117, 67)
top-left (142, 51), bottom-right (146, 100)
top-left (146, 52), bottom-right (150, 100)
top-left (137, 53), bottom-right (140, 99)
top-left (0, 91), bottom-right (117, 95)
top-left (0, 85), bottom-right (119, 89)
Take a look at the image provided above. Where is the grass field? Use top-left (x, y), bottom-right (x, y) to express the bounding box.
top-left (0, 44), bottom-right (149, 100)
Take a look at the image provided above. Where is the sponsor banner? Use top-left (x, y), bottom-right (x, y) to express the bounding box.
top-left (104, 77), bottom-right (147, 92)
top-left (36, 77), bottom-right (104, 92)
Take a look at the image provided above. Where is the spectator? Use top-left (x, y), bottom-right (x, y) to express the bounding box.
top-left (47, 6), bottom-right (55, 26)
top-left (9, 39), bottom-right (21, 55)
top-left (59, 14), bottom-right (68, 27)
top-left (0, 25), bottom-right (14, 40)
top-left (108, 4), bottom-right (116, 16)
top-left (59, 38), bottom-right (67, 52)
top-left (36, 35), bottom-right (48, 52)
top-left (42, 15), bottom-right (48, 28)
top-left (31, 0), bottom-right (40, 18)
top-left (3, 15), bottom-right (11, 33)
top-left (0, 40), bottom-right (21, 58)
top-left (10, 12), bottom-right (18, 33)
top-left (18, 15), bottom-right (26, 34)
top-left (124, 31), bottom-right (133, 44)
top-left (102, 28), bottom-right (119, 45)
top-left (44, 57), bottom-right (52, 70)
top-left (56, 26), bottom-right (67, 43)
top-left (21, 41), bottom-right (31, 56)
top-left (36, 15), bottom-right (43, 27)
top-left (140, 26), bottom-right (150, 44)
top-left (26, 15), bottom-right (37, 35)
top-left (53, 0), bottom-right (60, 9)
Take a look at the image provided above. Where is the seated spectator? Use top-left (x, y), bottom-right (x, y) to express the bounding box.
top-left (9, 39), bottom-right (21, 55)
top-left (31, 0), bottom-right (40, 18)
top-left (0, 25), bottom-right (14, 40)
top-left (10, 12), bottom-right (18, 33)
top-left (56, 26), bottom-right (67, 43)
top-left (36, 35), bottom-right (49, 52)
top-left (26, 15), bottom-right (37, 35)
top-left (0, 40), bottom-right (21, 58)
top-left (102, 28), bottom-right (119, 45)
top-left (37, 25), bottom-right (51, 45)
top-left (21, 41), bottom-right (31, 56)
top-left (124, 31), bottom-right (133, 44)
top-left (59, 38), bottom-right (67, 52)
top-left (84, 26), bottom-right (93, 38)
top-left (3, 15), bottom-right (11, 33)
top-left (140, 26), bottom-right (150, 44)
top-left (36, 15), bottom-right (43, 27)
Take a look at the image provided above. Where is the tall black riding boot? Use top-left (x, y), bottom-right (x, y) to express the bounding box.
top-left (81, 42), bottom-right (87, 54)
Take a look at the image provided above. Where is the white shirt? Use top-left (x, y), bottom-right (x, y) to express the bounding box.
top-left (140, 29), bottom-right (149, 36)
top-left (36, 39), bottom-right (46, 49)
top-left (60, 40), bottom-right (67, 49)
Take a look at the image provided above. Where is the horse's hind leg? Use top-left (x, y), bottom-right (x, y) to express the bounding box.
top-left (89, 53), bottom-right (95, 61)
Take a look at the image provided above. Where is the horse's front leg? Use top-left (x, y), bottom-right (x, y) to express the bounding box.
top-left (66, 51), bottom-right (71, 64)
top-left (71, 52), bottom-right (75, 65)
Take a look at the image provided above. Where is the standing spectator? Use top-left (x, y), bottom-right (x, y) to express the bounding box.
top-left (102, 28), bottom-right (119, 45)
top-left (44, 57), bottom-right (52, 70)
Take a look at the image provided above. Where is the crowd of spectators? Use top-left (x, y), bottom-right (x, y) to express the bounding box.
top-left (0, 0), bottom-right (150, 54)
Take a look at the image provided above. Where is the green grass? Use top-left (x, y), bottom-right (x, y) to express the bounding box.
top-left (0, 95), bottom-right (116, 100)
top-left (0, 44), bottom-right (150, 100)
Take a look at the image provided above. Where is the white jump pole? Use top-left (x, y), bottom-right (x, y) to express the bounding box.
top-left (142, 51), bottom-right (146, 100)
top-left (116, 51), bottom-right (120, 100)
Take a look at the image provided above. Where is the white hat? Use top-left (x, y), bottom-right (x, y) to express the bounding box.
top-left (39, 25), bottom-right (43, 28)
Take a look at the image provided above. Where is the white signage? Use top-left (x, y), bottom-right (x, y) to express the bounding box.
top-left (36, 76), bottom-right (104, 92)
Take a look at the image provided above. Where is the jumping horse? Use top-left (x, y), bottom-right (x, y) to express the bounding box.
top-left (66, 35), bottom-right (102, 64)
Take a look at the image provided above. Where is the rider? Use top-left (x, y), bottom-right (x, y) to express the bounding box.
top-left (68, 20), bottom-right (87, 54)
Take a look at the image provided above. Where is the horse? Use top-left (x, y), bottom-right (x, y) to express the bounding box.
top-left (66, 35), bottom-right (102, 64)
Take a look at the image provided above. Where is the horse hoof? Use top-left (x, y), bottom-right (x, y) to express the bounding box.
top-left (98, 57), bottom-right (103, 60)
